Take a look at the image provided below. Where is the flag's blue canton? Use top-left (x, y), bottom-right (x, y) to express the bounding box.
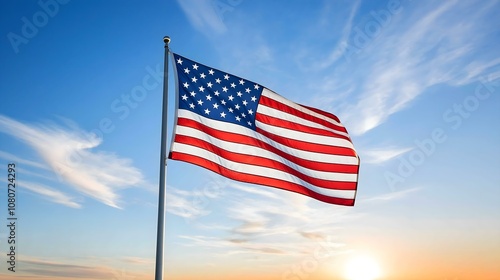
top-left (174, 54), bottom-right (263, 130)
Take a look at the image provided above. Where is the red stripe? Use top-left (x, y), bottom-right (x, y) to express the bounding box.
top-left (173, 134), bottom-right (358, 190)
top-left (256, 127), bottom-right (357, 157)
top-left (259, 95), bottom-right (347, 134)
top-left (302, 104), bottom-right (340, 123)
top-left (169, 151), bottom-right (356, 206)
top-left (176, 118), bottom-right (358, 173)
top-left (255, 113), bottom-right (352, 142)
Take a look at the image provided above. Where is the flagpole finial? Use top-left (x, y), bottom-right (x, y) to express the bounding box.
top-left (163, 36), bottom-right (171, 45)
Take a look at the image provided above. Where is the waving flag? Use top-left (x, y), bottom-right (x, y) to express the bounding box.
top-left (169, 53), bottom-right (359, 206)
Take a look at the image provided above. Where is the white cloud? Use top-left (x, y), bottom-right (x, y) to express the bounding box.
top-left (16, 255), bottom-right (150, 280)
top-left (360, 187), bottom-right (422, 203)
top-left (361, 146), bottom-right (413, 164)
top-left (166, 186), bottom-right (211, 219)
top-left (21, 181), bottom-right (81, 208)
top-left (0, 150), bottom-right (48, 170)
top-left (175, 0), bottom-right (228, 35)
top-left (316, 0), bottom-right (361, 69)
top-left (312, 0), bottom-right (500, 135)
top-left (173, 182), bottom-right (353, 265)
top-left (0, 115), bottom-right (146, 208)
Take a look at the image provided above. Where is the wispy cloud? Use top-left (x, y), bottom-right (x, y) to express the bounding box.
top-left (120, 256), bottom-right (154, 265)
top-left (174, 178), bottom-right (420, 266)
top-left (22, 181), bottom-right (81, 208)
top-left (9, 256), bottom-right (151, 280)
top-left (316, 0), bottom-right (361, 69)
top-left (361, 146), bottom-right (413, 164)
top-left (312, 0), bottom-right (500, 135)
top-left (175, 0), bottom-right (228, 35)
top-left (0, 150), bottom-right (48, 170)
top-left (0, 115), bottom-right (146, 208)
top-left (361, 187), bottom-right (422, 203)
top-left (166, 186), bottom-right (212, 219)
top-left (179, 234), bottom-right (300, 257)
top-left (173, 182), bottom-right (351, 265)
top-left (20, 258), bottom-right (115, 279)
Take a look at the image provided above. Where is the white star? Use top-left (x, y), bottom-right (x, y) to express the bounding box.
top-left (241, 112), bottom-right (246, 118)
top-left (181, 94), bottom-right (188, 100)
top-left (183, 82), bottom-right (189, 88)
top-left (191, 76), bottom-right (198, 83)
top-left (190, 91), bottom-right (196, 97)
top-left (177, 58), bottom-right (183, 64)
top-left (239, 79), bottom-right (245, 85)
top-left (213, 103), bottom-right (219, 109)
top-left (236, 116), bottom-right (241, 122)
top-left (228, 95), bottom-right (234, 101)
top-left (215, 78), bottom-right (221, 84)
top-left (254, 84), bottom-right (260, 90)
top-left (237, 91), bottom-right (242, 97)
top-left (184, 68), bottom-right (190, 74)
top-left (207, 82), bottom-right (213, 88)
top-left (192, 64), bottom-right (199, 70)
top-left (199, 86), bottom-right (205, 92)
top-left (206, 94), bottom-right (212, 101)
top-left (189, 103), bottom-right (195, 109)
top-left (222, 86), bottom-right (228, 92)
top-left (235, 104), bottom-right (240, 110)
top-left (224, 74), bottom-right (230, 80)
top-left (209, 69), bottom-right (215, 75)
top-left (197, 99), bottom-right (203, 105)
top-left (214, 90), bottom-right (220, 96)
top-left (221, 100), bottom-right (226, 105)
top-left (251, 96), bottom-right (257, 102)
top-left (204, 108), bottom-right (210, 115)
top-left (247, 121), bottom-right (252, 126)
top-left (230, 83), bottom-right (236, 88)
top-left (228, 108), bottom-right (233, 113)
top-left (200, 73), bottom-right (206, 79)
top-left (220, 112), bottom-right (226, 118)
top-left (248, 109), bottom-right (253, 115)
top-left (245, 88), bottom-right (251, 93)
top-left (242, 100), bottom-right (248, 106)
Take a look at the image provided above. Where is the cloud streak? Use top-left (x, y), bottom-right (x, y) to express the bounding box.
top-left (21, 181), bottom-right (81, 208)
top-left (175, 0), bottom-right (228, 35)
top-left (9, 256), bottom-right (152, 280)
top-left (0, 115), bottom-right (146, 208)
top-left (317, 0), bottom-right (361, 69)
top-left (360, 146), bottom-right (413, 164)
top-left (312, 0), bottom-right (500, 135)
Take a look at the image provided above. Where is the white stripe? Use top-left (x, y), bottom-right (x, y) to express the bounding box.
top-left (171, 142), bottom-right (357, 199)
top-left (257, 104), bottom-right (350, 138)
top-left (255, 120), bottom-right (355, 149)
top-left (175, 125), bottom-right (358, 182)
top-left (262, 88), bottom-right (344, 128)
top-left (175, 110), bottom-right (358, 165)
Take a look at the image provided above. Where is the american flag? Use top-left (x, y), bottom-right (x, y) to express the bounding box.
top-left (169, 53), bottom-right (359, 206)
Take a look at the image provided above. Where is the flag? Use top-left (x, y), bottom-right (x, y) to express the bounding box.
top-left (169, 53), bottom-right (360, 206)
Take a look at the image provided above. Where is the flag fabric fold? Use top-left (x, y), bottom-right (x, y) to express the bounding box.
top-left (169, 53), bottom-right (360, 206)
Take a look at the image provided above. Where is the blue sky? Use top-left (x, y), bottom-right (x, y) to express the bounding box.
top-left (0, 0), bottom-right (499, 279)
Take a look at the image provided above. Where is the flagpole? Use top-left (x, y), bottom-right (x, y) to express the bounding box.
top-left (155, 35), bottom-right (170, 280)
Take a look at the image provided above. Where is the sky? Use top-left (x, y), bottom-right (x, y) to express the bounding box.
top-left (0, 0), bottom-right (499, 279)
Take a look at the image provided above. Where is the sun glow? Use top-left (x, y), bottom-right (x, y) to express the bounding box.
top-left (344, 254), bottom-right (382, 280)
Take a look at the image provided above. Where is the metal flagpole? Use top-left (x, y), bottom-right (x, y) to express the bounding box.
top-left (155, 35), bottom-right (170, 280)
